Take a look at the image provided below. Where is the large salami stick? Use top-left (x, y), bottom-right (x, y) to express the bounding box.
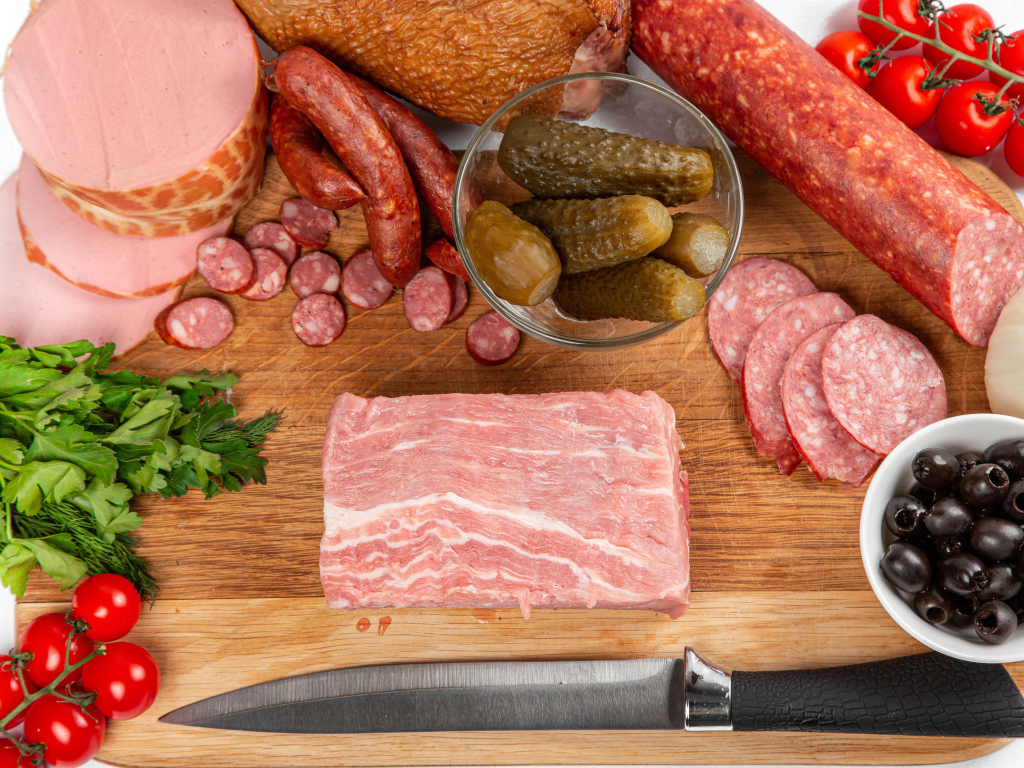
top-left (274, 47), bottom-right (421, 288)
top-left (632, 0), bottom-right (1024, 347)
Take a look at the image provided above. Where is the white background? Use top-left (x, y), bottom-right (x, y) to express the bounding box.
top-left (2, 0), bottom-right (1024, 766)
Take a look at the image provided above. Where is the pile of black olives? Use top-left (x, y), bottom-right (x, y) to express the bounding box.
top-left (880, 438), bottom-right (1024, 645)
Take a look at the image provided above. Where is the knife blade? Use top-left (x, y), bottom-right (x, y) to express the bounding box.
top-left (159, 649), bottom-right (1024, 738)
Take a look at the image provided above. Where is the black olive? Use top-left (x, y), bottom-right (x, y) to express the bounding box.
top-left (947, 594), bottom-right (981, 628)
top-left (912, 448), bottom-right (960, 491)
top-left (980, 564), bottom-right (1022, 601)
top-left (974, 600), bottom-right (1019, 644)
top-left (957, 452), bottom-right (984, 477)
top-left (884, 495), bottom-right (928, 538)
top-left (1003, 480), bottom-right (1024, 524)
top-left (910, 483), bottom-right (942, 508)
top-left (969, 517), bottom-right (1024, 561)
top-left (924, 497), bottom-right (974, 538)
top-left (913, 585), bottom-right (954, 624)
top-left (880, 541), bottom-right (932, 593)
top-left (1006, 594), bottom-right (1024, 624)
top-left (960, 463), bottom-right (1011, 508)
top-left (937, 552), bottom-right (988, 596)
top-left (933, 537), bottom-right (964, 559)
top-left (983, 439), bottom-right (1024, 482)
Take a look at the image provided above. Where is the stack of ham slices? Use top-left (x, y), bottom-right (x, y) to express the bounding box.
top-left (709, 257), bottom-right (948, 486)
top-left (0, 0), bottom-right (267, 354)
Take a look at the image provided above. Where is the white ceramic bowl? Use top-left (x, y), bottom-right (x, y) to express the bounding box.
top-left (860, 413), bottom-right (1024, 663)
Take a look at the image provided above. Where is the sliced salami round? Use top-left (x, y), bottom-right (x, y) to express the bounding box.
top-left (196, 237), bottom-right (256, 294)
top-left (290, 251), bottom-right (341, 299)
top-left (155, 297), bottom-right (234, 350)
top-left (243, 222), bottom-right (299, 267)
top-left (466, 311), bottom-right (520, 366)
top-left (425, 238), bottom-right (471, 282)
top-left (341, 249), bottom-right (393, 310)
top-left (742, 292), bottom-right (855, 475)
top-left (280, 197), bottom-right (338, 249)
top-left (291, 293), bottom-right (346, 347)
top-left (782, 324), bottom-right (880, 486)
top-left (403, 266), bottom-right (453, 333)
top-left (708, 257), bottom-right (817, 382)
top-left (822, 315), bottom-right (947, 456)
top-left (239, 248), bottom-right (288, 301)
top-left (445, 276), bottom-right (468, 325)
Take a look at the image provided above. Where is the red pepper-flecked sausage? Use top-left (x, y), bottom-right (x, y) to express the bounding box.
top-left (243, 222), bottom-right (299, 267)
top-left (280, 198), bottom-right (338, 250)
top-left (292, 293), bottom-right (347, 347)
top-left (341, 249), bottom-right (393, 310)
top-left (196, 237), bottom-right (256, 295)
top-left (402, 266), bottom-right (453, 333)
top-left (274, 47), bottom-right (421, 288)
top-left (466, 311), bottom-right (520, 366)
top-left (290, 251), bottom-right (342, 299)
top-left (270, 96), bottom-right (365, 211)
top-left (632, 0), bottom-right (1024, 347)
top-left (445, 275), bottom-right (469, 325)
top-left (239, 248), bottom-right (288, 301)
top-left (424, 238), bottom-right (471, 283)
top-left (155, 297), bottom-right (234, 350)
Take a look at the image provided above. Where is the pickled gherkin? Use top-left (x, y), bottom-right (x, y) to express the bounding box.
top-left (464, 201), bottom-right (561, 306)
top-left (510, 196), bottom-right (672, 274)
top-left (498, 116), bottom-right (714, 206)
top-left (651, 213), bottom-right (731, 278)
top-left (553, 257), bottom-right (705, 323)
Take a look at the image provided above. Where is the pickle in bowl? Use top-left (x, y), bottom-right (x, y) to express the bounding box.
top-left (651, 212), bottom-right (731, 278)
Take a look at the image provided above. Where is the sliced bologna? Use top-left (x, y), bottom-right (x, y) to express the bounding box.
top-left (403, 267), bottom-right (453, 333)
top-left (292, 294), bottom-right (346, 346)
top-left (243, 222), bottom-right (299, 267)
top-left (822, 315), bottom-right (947, 456)
top-left (15, 156), bottom-right (223, 299)
top-left (782, 324), bottom-right (880, 485)
top-left (425, 238), bottom-right (471, 282)
top-left (155, 298), bottom-right (234, 350)
top-left (290, 251), bottom-right (342, 299)
top-left (280, 197), bottom-right (339, 249)
top-left (446, 277), bottom-right (469, 325)
top-left (0, 175), bottom-right (176, 354)
top-left (239, 249), bottom-right (288, 301)
top-left (466, 311), bottom-right (520, 366)
top-left (708, 258), bottom-right (817, 382)
top-left (341, 249), bottom-right (393, 310)
top-left (742, 292), bottom-right (855, 475)
top-left (196, 238), bottom-right (256, 294)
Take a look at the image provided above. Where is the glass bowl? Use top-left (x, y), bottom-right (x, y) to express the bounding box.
top-left (452, 72), bottom-right (744, 350)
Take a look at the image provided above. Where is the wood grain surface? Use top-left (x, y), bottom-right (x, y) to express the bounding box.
top-left (16, 150), bottom-right (1024, 767)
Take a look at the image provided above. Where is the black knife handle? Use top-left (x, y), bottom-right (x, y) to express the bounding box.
top-left (731, 652), bottom-right (1024, 737)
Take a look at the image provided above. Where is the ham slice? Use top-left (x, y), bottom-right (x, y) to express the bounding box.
top-left (3, 0), bottom-right (267, 237)
top-left (0, 174), bottom-right (177, 354)
top-left (16, 157), bottom-right (226, 299)
top-left (320, 390), bottom-right (690, 619)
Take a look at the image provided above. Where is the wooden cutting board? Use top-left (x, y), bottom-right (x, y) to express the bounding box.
top-left (16, 150), bottom-right (1024, 767)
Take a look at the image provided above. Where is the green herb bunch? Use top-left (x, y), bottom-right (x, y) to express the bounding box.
top-left (0, 337), bottom-right (282, 601)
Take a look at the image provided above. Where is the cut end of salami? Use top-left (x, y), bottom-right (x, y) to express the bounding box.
top-left (155, 297), bottom-right (234, 350)
top-left (196, 237), bottom-right (256, 294)
top-left (243, 221), bottom-right (299, 266)
top-left (822, 314), bottom-right (947, 457)
top-left (445, 276), bottom-right (469, 325)
top-left (240, 247), bottom-right (288, 301)
top-left (280, 197), bottom-right (339, 249)
top-left (292, 293), bottom-right (346, 347)
top-left (290, 251), bottom-right (341, 299)
top-left (403, 266), bottom-right (453, 333)
top-left (425, 238), bottom-right (471, 283)
top-left (466, 311), bottom-right (521, 366)
top-left (341, 249), bottom-right (393, 310)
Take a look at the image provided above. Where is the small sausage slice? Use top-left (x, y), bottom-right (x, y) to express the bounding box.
top-left (425, 238), bottom-right (471, 282)
top-left (341, 249), bottom-right (393, 310)
top-left (196, 237), bottom-right (256, 294)
top-left (403, 266), bottom-right (453, 333)
top-left (239, 248), bottom-right (288, 301)
top-left (445, 276), bottom-right (468, 325)
top-left (466, 311), bottom-right (520, 365)
top-left (292, 293), bottom-right (346, 347)
top-left (290, 251), bottom-right (342, 299)
top-left (280, 197), bottom-right (338, 249)
top-left (243, 222), bottom-right (300, 267)
top-left (155, 297), bottom-right (234, 349)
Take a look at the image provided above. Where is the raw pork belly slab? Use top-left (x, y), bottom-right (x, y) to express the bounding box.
top-left (320, 390), bottom-right (690, 619)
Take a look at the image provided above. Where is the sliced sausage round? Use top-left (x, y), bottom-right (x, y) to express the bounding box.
top-left (243, 222), bottom-right (300, 267)
top-left (280, 197), bottom-right (339, 249)
top-left (290, 251), bottom-right (342, 299)
top-left (445, 276), bottom-right (468, 325)
top-left (239, 248), bottom-right (288, 301)
top-left (291, 293), bottom-right (346, 347)
top-left (425, 238), bottom-right (471, 282)
top-left (403, 266), bottom-right (453, 333)
top-left (341, 249), bottom-right (393, 310)
top-left (155, 297), bottom-right (234, 350)
top-left (466, 311), bottom-right (520, 365)
top-left (196, 237), bottom-right (256, 295)
top-left (822, 314), bottom-right (947, 457)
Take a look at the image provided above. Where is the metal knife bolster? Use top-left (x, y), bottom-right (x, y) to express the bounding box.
top-left (681, 648), bottom-right (733, 732)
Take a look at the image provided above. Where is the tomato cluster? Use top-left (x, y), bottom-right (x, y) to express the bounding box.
top-left (0, 574), bottom-right (159, 768)
top-left (815, 1), bottom-right (1024, 172)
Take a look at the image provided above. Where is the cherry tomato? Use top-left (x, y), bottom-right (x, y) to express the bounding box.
top-left (81, 642), bottom-right (160, 721)
top-left (935, 81), bottom-right (1014, 156)
top-left (868, 56), bottom-right (943, 128)
top-left (23, 695), bottom-right (105, 768)
top-left (923, 4), bottom-right (995, 80)
top-left (858, 0), bottom-right (930, 51)
top-left (816, 30), bottom-right (877, 88)
top-left (0, 739), bottom-right (34, 768)
top-left (1006, 120), bottom-right (1024, 177)
top-left (19, 613), bottom-right (95, 688)
top-left (72, 574), bottom-right (142, 642)
top-left (991, 29), bottom-right (1024, 103)
top-left (0, 655), bottom-right (38, 727)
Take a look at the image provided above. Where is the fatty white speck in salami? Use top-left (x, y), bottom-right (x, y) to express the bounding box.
top-left (742, 292), bottom-right (855, 475)
top-left (445, 275), bottom-right (468, 324)
top-left (403, 266), bottom-right (453, 333)
top-left (782, 323), bottom-right (880, 485)
top-left (239, 248), bottom-right (288, 301)
top-left (154, 297), bottom-right (234, 349)
top-left (290, 250), bottom-right (341, 299)
top-left (466, 311), bottom-right (520, 366)
top-left (196, 237), bottom-right (256, 294)
top-left (821, 314), bottom-right (947, 457)
top-left (708, 258), bottom-right (817, 382)
top-left (341, 249), bottom-right (393, 310)
top-left (243, 222), bottom-right (299, 266)
top-left (280, 197), bottom-right (338, 249)
top-left (291, 293), bottom-right (346, 346)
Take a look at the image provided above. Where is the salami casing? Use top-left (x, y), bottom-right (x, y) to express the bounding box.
top-left (466, 311), bottom-right (520, 366)
top-left (446, 277), bottom-right (469, 325)
top-left (633, 0), bottom-right (1024, 347)
top-left (403, 266), bottom-right (453, 333)
top-left (155, 297), bottom-right (234, 350)
top-left (292, 293), bottom-right (346, 347)
top-left (341, 249), bottom-right (393, 310)
top-left (243, 222), bottom-right (299, 267)
top-left (239, 248), bottom-right (288, 301)
top-left (196, 237), bottom-right (256, 294)
top-left (280, 197), bottom-right (338, 249)
top-left (290, 251), bottom-right (342, 299)
top-left (425, 239), bottom-right (471, 283)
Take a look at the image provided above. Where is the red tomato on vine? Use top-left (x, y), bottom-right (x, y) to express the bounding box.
top-left (23, 695), bottom-right (106, 768)
top-left (991, 29), bottom-right (1024, 103)
top-left (869, 56), bottom-right (943, 128)
top-left (816, 30), bottom-right (877, 88)
top-left (1005, 120), bottom-right (1024, 177)
top-left (0, 655), bottom-right (37, 727)
top-left (923, 4), bottom-right (995, 80)
top-left (935, 82), bottom-right (1014, 156)
top-left (0, 739), bottom-right (34, 768)
top-left (19, 613), bottom-right (95, 687)
top-left (858, 0), bottom-right (930, 50)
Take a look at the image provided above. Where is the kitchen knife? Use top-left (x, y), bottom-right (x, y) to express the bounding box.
top-left (159, 649), bottom-right (1024, 737)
